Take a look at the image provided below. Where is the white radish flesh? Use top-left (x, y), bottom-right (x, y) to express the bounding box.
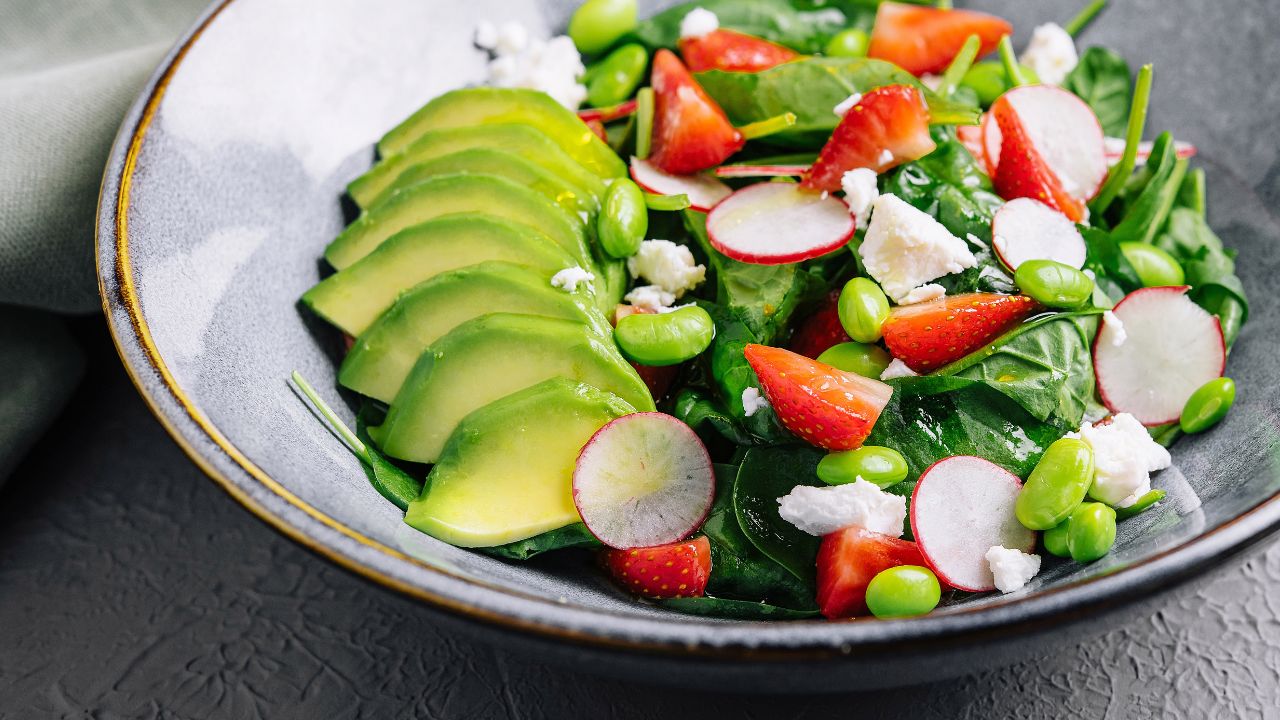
top-left (992, 198), bottom-right (1087, 270)
top-left (715, 164), bottom-right (810, 179)
top-left (630, 157), bottom-right (732, 212)
top-left (1103, 138), bottom-right (1198, 167)
top-left (705, 182), bottom-right (855, 265)
top-left (983, 86), bottom-right (1107, 200)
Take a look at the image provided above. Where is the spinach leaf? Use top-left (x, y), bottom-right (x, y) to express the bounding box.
top-left (478, 524), bottom-right (601, 560)
top-left (672, 388), bottom-right (757, 446)
top-left (1063, 47), bottom-right (1133, 137)
top-left (628, 0), bottom-right (852, 54)
top-left (1081, 226), bottom-right (1144, 303)
top-left (698, 301), bottom-right (796, 444)
top-left (356, 404), bottom-right (424, 510)
top-left (1155, 207), bottom-right (1250, 346)
top-left (1110, 133), bottom-right (1189, 245)
top-left (660, 596), bottom-right (821, 620)
top-left (733, 447), bottom-right (826, 585)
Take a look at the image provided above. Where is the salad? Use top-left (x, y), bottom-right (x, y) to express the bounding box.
top-left (293, 0), bottom-right (1248, 621)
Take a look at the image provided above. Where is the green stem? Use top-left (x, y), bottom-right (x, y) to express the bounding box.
top-left (936, 0), bottom-right (953, 8)
top-left (635, 87), bottom-right (654, 160)
top-left (936, 34), bottom-right (981, 99)
top-left (290, 371), bottom-right (369, 462)
top-left (644, 192), bottom-right (692, 211)
top-left (998, 36), bottom-right (1028, 87)
top-left (1091, 64), bottom-right (1153, 216)
top-left (738, 112), bottom-right (797, 140)
top-left (1065, 0), bottom-right (1108, 37)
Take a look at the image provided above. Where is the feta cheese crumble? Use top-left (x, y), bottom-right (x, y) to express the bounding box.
top-left (899, 284), bottom-right (946, 305)
top-left (1068, 413), bottom-right (1172, 507)
top-left (627, 240), bottom-right (706, 297)
top-left (833, 92), bottom-right (863, 116)
top-left (877, 148), bottom-right (895, 166)
top-left (1102, 310), bottom-right (1127, 347)
top-left (859, 194), bottom-right (978, 303)
top-left (1020, 23), bottom-right (1078, 86)
top-left (680, 8), bottom-right (719, 39)
top-left (742, 387), bottom-right (770, 417)
top-left (777, 480), bottom-right (907, 537)
top-left (550, 266), bottom-right (595, 292)
top-left (986, 546), bottom-right (1042, 593)
top-left (880, 358), bottom-right (919, 381)
top-left (623, 285), bottom-right (675, 312)
top-left (840, 168), bottom-right (879, 227)
top-left (478, 23), bottom-right (586, 109)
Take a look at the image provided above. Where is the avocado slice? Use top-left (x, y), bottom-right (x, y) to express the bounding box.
top-left (371, 313), bottom-right (655, 464)
top-left (405, 378), bottom-right (635, 547)
top-left (348, 124), bottom-right (607, 210)
top-left (324, 173), bottom-right (592, 272)
top-left (339, 262), bottom-right (612, 402)
top-left (377, 88), bottom-right (626, 180)
top-left (302, 215), bottom-right (578, 337)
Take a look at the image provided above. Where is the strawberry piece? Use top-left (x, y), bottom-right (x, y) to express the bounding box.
top-left (743, 344), bottom-right (893, 451)
top-left (649, 49), bottom-right (746, 175)
top-left (991, 97), bottom-right (1086, 222)
top-left (817, 526), bottom-right (925, 619)
top-left (881, 293), bottom-right (1039, 373)
top-left (631, 362), bottom-right (680, 402)
top-left (602, 536), bottom-right (712, 599)
top-left (788, 290), bottom-right (851, 359)
top-left (868, 2), bottom-right (1012, 76)
top-left (678, 29), bottom-right (799, 73)
top-left (800, 85), bottom-right (936, 192)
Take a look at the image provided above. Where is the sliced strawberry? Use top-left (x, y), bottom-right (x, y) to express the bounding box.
top-left (601, 536), bottom-right (712, 599)
top-left (800, 85), bottom-right (936, 192)
top-left (788, 290), bottom-right (851, 359)
top-left (817, 526), bottom-right (925, 619)
top-left (631, 362), bottom-right (680, 402)
top-left (882, 293), bottom-right (1039, 373)
top-left (649, 49), bottom-right (746, 175)
top-left (678, 28), bottom-right (799, 73)
top-left (743, 344), bottom-right (893, 451)
top-left (991, 97), bottom-right (1086, 222)
top-left (868, 2), bottom-right (1012, 76)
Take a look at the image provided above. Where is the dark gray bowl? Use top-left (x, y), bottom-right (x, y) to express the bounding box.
top-left (96, 0), bottom-right (1280, 691)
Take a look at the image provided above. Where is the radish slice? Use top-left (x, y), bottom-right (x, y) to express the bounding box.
top-left (957, 124), bottom-right (991, 175)
top-left (992, 198), bottom-right (1087, 270)
top-left (1103, 138), bottom-right (1198, 167)
top-left (910, 456), bottom-right (1035, 593)
top-left (714, 164), bottom-right (810, 179)
top-left (573, 412), bottom-right (715, 549)
top-left (705, 182), bottom-right (855, 265)
top-left (630, 157), bottom-right (732, 212)
top-left (1094, 287), bottom-right (1225, 426)
top-left (982, 86), bottom-right (1107, 200)
top-left (578, 99), bottom-right (638, 124)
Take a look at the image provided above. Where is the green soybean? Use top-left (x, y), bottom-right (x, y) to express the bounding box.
top-left (1115, 489), bottom-right (1167, 520)
top-left (1014, 260), bottom-right (1094, 309)
top-left (1180, 377), bottom-right (1235, 434)
top-left (865, 565), bottom-right (941, 618)
top-left (838, 278), bottom-right (890, 343)
top-left (586, 43), bottom-right (648, 108)
top-left (598, 179), bottom-right (647, 258)
top-left (817, 341), bottom-right (891, 379)
top-left (1066, 502), bottom-right (1116, 563)
top-left (568, 0), bottom-right (637, 55)
top-left (1120, 242), bottom-right (1186, 287)
top-left (960, 61), bottom-right (1040, 107)
top-left (614, 305), bottom-right (714, 366)
top-left (1042, 519), bottom-right (1071, 557)
top-left (824, 29), bottom-right (869, 58)
top-left (1015, 438), bottom-right (1095, 531)
top-left (818, 446), bottom-right (909, 488)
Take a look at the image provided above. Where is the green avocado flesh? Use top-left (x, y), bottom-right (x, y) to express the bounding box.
top-left (371, 313), bottom-right (655, 464)
top-left (404, 378), bottom-right (635, 547)
top-left (324, 173), bottom-right (592, 272)
top-left (377, 88), bottom-right (626, 180)
top-left (338, 262), bottom-right (612, 402)
top-left (302, 215), bottom-right (577, 337)
top-left (347, 124), bottom-right (607, 210)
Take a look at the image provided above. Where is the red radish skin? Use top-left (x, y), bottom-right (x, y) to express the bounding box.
top-left (1104, 138), bottom-right (1198, 166)
top-left (577, 99), bottom-right (639, 124)
top-left (910, 456), bottom-right (1035, 593)
top-left (982, 86), bottom-right (1107, 201)
top-left (957, 124), bottom-right (991, 175)
top-left (678, 28), bottom-right (799, 73)
top-left (715, 164), bottom-right (811, 179)
top-left (1093, 287), bottom-right (1226, 426)
top-left (630, 156), bottom-right (732, 212)
top-left (991, 198), bottom-right (1087, 271)
top-left (706, 183), bottom-right (855, 265)
top-left (573, 412), bottom-right (715, 549)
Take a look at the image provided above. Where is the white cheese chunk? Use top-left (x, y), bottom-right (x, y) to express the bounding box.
top-left (623, 285), bottom-right (675, 312)
top-left (840, 168), bottom-right (879, 228)
top-left (880, 358), bottom-right (919, 381)
top-left (680, 8), bottom-right (719, 39)
top-left (859, 194), bottom-right (977, 303)
top-left (1068, 413), bottom-right (1172, 507)
top-left (741, 387), bottom-right (770, 417)
top-left (777, 480), bottom-right (906, 537)
top-left (1020, 23), bottom-right (1078, 86)
top-left (1103, 310), bottom-right (1127, 347)
top-left (627, 240), bottom-right (706, 297)
top-left (480, 25), bottom-right (586, 109)
top-left (899, 284), bottom-right (946, 305)
top-left (986, 546), bottom-right (1042, 593)
top-left (550, 266), bottom-right (595, 293)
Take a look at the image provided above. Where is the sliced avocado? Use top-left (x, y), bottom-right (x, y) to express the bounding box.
top-left (371, 313), bottom-right (655, 463)
top-left (405, 378), bottom-right (635, 547)
top-left (348, 124), bottom-right (607, 210)
top-left (324, 174), bottom-right (593, 272)
top-left (339, 262), bottom-right (612, 402)
top-left (377, 88), bottom-right (626, 180)
top-left (302, 215), bottom-right (577, 337)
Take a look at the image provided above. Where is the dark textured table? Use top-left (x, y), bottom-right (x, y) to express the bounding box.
top-left (1, 320), bottom-right (1277, 718)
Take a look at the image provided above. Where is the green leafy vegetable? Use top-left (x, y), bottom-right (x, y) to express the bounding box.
top-left (698, 301), bottom-right (796, 444)
top-left (1063, 47), bottom-right (1133, 137)
top-left (478, 524), bottom-right (601, 560)
top-left (659, 597), bottom-right (822, 620)
top-left (1155, 208), bottom-right (1250, 346)
top-left (1091, 63), bottom-right (1152, 216)
top-left (1110, 133), bottom-right (1189, 245)
top-left (673, 388), bottom-right (757, 446)
top-left (734, 447), bottom-right (825, 585)
top-left (628, 0), bottom-right (852, 54)
top-left (1081, 226), bottom-right (1144, 303)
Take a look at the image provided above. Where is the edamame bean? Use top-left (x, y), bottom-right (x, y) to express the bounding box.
top-left (568, 0), bottom-right (637, 55)
top-left (587, 43), bottom-right (648, 108)
top-left (817, 341), bottom-right (891, 379)
top-left (1042, 519), bottom-right (1071, 557)
top-left (1180, 377), bottom-right (1235, 434)
top-left (824, 29), bottom-right (869, 58)
top-left (817, 446), bottom-right (909, 488)
top-left (866, 565), bottom-right (941, 618)
top-left (1114, 489), bottom-right (1166, 520)
top-left (1066, 502), bottom-right (1116, 563)
top-left (1015, 438), bottom-right (1095, 530)
top-left (614, 305), bottom-right (714, 366)
top-left (960, 61), bottom-right (1041, 106)
top-left (598, 179), bottom-right (647, 258)
top-left (1013, 260), bottom-right (1094, 309)
top-left (1120, 242), bottom-right (1185, 287)
top-left (838, 278), bottom-right (890, 343)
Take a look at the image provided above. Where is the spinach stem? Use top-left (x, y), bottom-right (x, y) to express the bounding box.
top-left (936, 0), bottom-right (953, 9)
top-left (1091, 63), bottom-right (1153, 215)
top-left (936, 34), bottom-right (981, 99)
top-left (997, 36), bottom-right (1028, 87)
top-left (290, 370), bottom-right (370, 463)
top-left (738, 112), bottom-right (797, 140)
top-left (644, 192), bottom-right (692, 211)
top-left (1065, 0), bottom-right (1108, 37)
top-left (635, 87), bottom-right (654, 160)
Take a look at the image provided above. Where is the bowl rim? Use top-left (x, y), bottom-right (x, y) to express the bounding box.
top-left (95, 0), bottom-right (1280, 660)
